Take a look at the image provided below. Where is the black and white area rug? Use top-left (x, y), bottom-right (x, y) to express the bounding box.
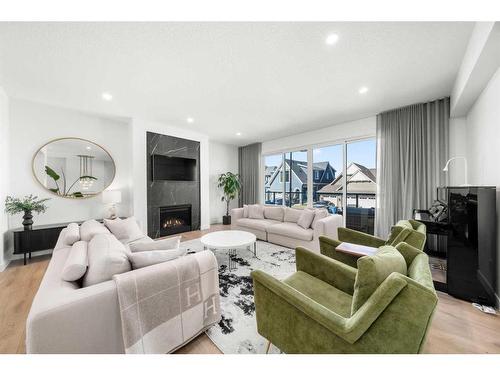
top-left (179, 239), bottom-right (296, 354)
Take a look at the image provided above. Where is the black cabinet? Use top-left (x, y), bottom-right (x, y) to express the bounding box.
top-left (12, 218), bottom-right (118, 265)
top-left (414, 186), bottom-right (497, 306)
top-left (445, 187), bottom-right (496, 305)
top-left (12, 223), bottom-right (67, 265)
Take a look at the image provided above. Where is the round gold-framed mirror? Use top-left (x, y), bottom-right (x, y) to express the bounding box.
top-left (32, 137), bottom-right (116, 199)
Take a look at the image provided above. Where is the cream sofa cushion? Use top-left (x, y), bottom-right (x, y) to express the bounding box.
top-left (297, 209), bottom-right (315, 229)
top-left (284, 207), bottom-right (303, 223)
top-left (80, 219), bottom-right (110, 242)
top-left (83, 234), bottom-right (131, 287)
top-left (64, 223), bottom-right (80, 246)
top-left (243, 204), bottom-right (249, 218)
top-left (248, 204), bottom-right (265, 219)
top-left (236, 218), bottom-right (281, 232)
top-left (104, 217), bottom-right (144, 242)
top-left (312, 208), bottom-right (329, 228)
top-left (129, 236), bottom-right (181, 253)
top-left (129, 248), bottom-right (187, 269)
top-left (266, 222), bottom-right (314, 241)
top-left (264, 206), bottom-right (284, 221)
top-left (61, 241), bottom-right (88, 281)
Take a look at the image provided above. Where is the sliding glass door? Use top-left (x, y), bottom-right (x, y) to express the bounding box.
top-left (312, 144), bottom-right (343, 215)
top-left (264, 154), bottom-right (283, 205)
top-left (346, 139), bottom-right (377, 234)
top-left (283, 150), bottom-right (308, 207)
top-left (262, 137), bottom-right (377, 234)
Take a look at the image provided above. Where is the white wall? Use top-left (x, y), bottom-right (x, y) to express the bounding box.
top-left (209, 141), bottom-right (239, 224)
top-left (0, 88), bottom-right (10, 270)
top-left (448, 117), bottom-right (467, 186)
top-left (451, 22), bottom-right (500, 116)
top-left (8, 99), bottom-right (133, 229)
top-left (463, 66), bottom-right (500, 299)
top-left (261, 116), bottom-right (376, 155)
top-left (131, 118), bottom-right (211, 231)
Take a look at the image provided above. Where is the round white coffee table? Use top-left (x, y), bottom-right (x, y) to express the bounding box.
top-left (200, 230), bottom-right (257, 271)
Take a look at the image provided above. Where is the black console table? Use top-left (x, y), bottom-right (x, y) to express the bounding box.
top-left (12, 218), bottom-right (115, 265)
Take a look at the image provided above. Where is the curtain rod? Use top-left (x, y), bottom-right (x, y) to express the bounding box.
top-left (378, 96), bottom-right (450, 115)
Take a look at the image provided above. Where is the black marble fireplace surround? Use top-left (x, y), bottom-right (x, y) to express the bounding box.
top-left (147, 131), bottom-right (200, 238)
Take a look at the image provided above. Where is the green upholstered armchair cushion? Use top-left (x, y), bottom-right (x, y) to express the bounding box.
top-left (386, 220), bottom-right (426, 250)
top-left (385, 220), bottom-right (413, 245)
top-left (351, 245), bottom-right (407, 314)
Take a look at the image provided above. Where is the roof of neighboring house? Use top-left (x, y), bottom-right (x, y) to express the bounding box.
top-left (265, 166), bottom-right (277, 176)
top-left (318, 162), bottom-right (377, 194)
top-left (267, 159), bottom-right (334, 186)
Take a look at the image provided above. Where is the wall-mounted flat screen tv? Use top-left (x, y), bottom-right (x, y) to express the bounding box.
top-left (151, 154), bottom-right (197, 181)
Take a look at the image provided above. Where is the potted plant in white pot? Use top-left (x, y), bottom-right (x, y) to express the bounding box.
top-left (4, 194), bottom-right (50, 230)
top-left (217, 172), bottom-right (241, 225)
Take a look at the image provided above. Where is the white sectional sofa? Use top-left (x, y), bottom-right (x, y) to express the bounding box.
top-left (26, 222), bottom-right (219, 354)
top-left (230, 205), bottom-right (342, 251)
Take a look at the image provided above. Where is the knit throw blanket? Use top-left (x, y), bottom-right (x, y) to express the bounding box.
top-left (113, 251), bottom-right (220, 353)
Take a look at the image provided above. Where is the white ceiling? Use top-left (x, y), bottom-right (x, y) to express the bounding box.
top-left (0, 22), bottom-right (473, 145)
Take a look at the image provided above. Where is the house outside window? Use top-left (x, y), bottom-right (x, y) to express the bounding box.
top-left (279, 171), bottom-right (290, 183)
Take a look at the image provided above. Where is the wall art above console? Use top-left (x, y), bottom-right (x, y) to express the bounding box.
top-left (32, 137), bottom-right (116, 199)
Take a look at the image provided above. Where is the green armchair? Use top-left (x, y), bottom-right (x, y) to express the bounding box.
top-left (251, 243), bottom-right (437, 354)
top-left (320, 220), bottom-right (426, 267)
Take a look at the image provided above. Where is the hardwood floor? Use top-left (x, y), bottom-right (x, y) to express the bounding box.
top-left (0, 224), bottom-right (498, 354)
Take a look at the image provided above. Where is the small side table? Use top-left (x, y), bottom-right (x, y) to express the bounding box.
top-left (335, 242), bottom-right (378, 258)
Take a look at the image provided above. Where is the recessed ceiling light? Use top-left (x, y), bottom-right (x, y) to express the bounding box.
top-left (101, 92), bottom-right (113, 101)
top-left (358, 86), bottom-right (369, 94)
top-left (86, 146), bottom-right (92, 150)
top-left (236, 132), bottom-right (242, 136)
top-left (187, 117), bottom-right (194, 123)
top-left (325, 33), bottom-right (339, 45)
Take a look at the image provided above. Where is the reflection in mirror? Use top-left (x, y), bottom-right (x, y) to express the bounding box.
top-left (33, 138), bottom-right (115, 199)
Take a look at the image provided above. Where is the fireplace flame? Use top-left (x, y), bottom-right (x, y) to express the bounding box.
top-left (163, 218), bottom-right (184, 228)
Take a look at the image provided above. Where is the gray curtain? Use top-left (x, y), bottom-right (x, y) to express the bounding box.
top-left (375, 97), bottom-right (449, 238)
top-left (238, 142), bottom-right (262, 206)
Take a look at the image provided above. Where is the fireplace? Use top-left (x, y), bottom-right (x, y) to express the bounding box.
top-left (159, 204), bottom-right (192, 237)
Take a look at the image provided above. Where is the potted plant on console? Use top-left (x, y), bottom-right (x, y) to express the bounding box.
top-left (217, 172), bottom-right (241, 225)
top-left (4, 194), bottom-right (50, 230)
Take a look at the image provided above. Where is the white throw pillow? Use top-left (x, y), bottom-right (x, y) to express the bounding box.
top-left (129, 236), bottom-right (181, 253)
top-left (83, 234), bottom-right (131, 287)
top-left (80, 219), bottom-right (110, 242)
top-left (104, 216), bottom-right (144, 243)
top-left (284, 207), bottom-right (303, 223)
top-left (129, 248), bottom-right (187, 269)
top-left (297, 209), bottom-right (315, 229)
top-left (61, 241), bottom-right (88, 281)
top-left (312, 208), bottom-right (329, 228)
top-left (243, 205), bottom-right (249, 218)
top-left (63, 223), bottom-right (80, 246)
top-left (248, 204), bottom-right (265, 219)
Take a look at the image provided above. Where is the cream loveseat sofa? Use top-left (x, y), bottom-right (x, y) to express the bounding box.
top-left (230, 205), bottom-right (342, 251)
top-left (26, 222), bottom-right (219, 354)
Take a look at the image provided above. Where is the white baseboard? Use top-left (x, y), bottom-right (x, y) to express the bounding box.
top-left (0, 260), bottom-right (8, 272)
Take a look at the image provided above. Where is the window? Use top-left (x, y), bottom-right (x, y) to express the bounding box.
top-left (263, 150), bottom-right (307, 208)
top-left (263, 139), bottom-right (375, 231)
top-left (346, 139), bottom-right (377, 234)
top-left (312, 144), bottom-right (343, 215)
top-left (283, 150), bottom-right (307, 207)
top-left (264, 154), bottom-right (282, 205)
